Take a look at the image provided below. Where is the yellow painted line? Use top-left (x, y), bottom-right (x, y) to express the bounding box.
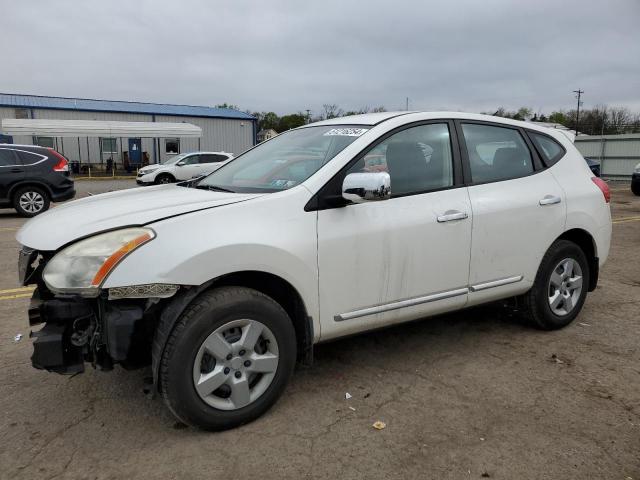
top-left (0, 227), bottom-right (18, 232)
top-left (612, 216), bottom-right (640, 225)
top-left (73, 176), bottom-right (136, 181)
top-left (0, 286), bottom-right (35, 294)
top-left (0, 293), bottom-right (32, 301)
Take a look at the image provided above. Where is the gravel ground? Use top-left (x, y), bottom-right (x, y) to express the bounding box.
top-left (0, 182), bottom-right (638, 480)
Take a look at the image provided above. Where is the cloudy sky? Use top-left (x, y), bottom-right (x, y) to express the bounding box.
top-left (3, 0), bottom-right (640, 115)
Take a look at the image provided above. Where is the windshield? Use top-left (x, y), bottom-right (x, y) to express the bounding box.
top-left (196, 126), bottom-right (369, 193)
top-left (163, 153), bottom-right (188, 165)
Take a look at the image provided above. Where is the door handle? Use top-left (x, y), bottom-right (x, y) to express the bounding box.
top-left (437, 211), bottom-right (468, 223)
top-left (539, 195), bottom-right (561, 206)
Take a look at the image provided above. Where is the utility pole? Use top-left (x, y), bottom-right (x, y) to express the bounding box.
top-left (573, 89), bottom-right (584, 137)
top-left (406, 97), bottom-right (409, 111)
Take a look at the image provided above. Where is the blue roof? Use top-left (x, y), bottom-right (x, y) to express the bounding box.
top-left (0, 93), bottom-right (255, 120)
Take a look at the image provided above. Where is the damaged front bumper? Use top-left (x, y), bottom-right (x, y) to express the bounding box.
top-left (28, 288), bottom-right (155, 375)
top-left (20, 245), bottom-right (177, 375)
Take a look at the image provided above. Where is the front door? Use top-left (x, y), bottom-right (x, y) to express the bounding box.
top-left (175, 154), bottom-right (202, 180)
top-left (457, 121), bottom-right (567, 306)
top-left (317, 122), bottom-right (472, 340)
top-left (128, 138), bottom-right (142, 165)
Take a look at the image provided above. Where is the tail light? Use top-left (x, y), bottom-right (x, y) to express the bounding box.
top-left (48, 148), bottom-right (69, 172)
top-left (591, 177), bottom-right (610, 203)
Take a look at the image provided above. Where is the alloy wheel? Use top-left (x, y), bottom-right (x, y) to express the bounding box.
top-left (192, 319), bottom-right (279, 410)
top-left (548, 258), bottom-right (583, 316)
top-left (19, 191), bottom-right (45, 214)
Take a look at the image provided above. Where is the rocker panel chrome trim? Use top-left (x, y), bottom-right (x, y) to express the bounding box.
top-left (469, 275), bottom-right (523, 292)
top-left (334, 287), bottom-right (469, 322)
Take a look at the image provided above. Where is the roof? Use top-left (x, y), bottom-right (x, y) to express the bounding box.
top-left (1, 119), bottom-right (202, 138)
top-left (0, 93), bottom-right (254, 120)
top-left (310, 111), bottom-right (409, 126)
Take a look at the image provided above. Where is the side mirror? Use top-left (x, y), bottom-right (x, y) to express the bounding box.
top-left (176, 161), bottom-right (185, 166)
top-left (342, 172), bottom-right (391, 204)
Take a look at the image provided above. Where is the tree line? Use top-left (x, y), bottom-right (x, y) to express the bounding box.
top-left (216, 103), bottom-right (640, 136)
top-left (217, 103), bottom-right (386, 133)
top-left (484, 105), bottom-right (640, 135)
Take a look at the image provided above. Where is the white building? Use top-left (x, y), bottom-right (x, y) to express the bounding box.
top-left (0, 93), bottom-right (256, 169)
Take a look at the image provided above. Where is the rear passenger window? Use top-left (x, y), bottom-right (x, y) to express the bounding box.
top-left (529, 132), bottom-right (564, 167)
top-left (0, 149), bottom-right (17, 166)
top-left (461, 124), bottom-right (534, 183)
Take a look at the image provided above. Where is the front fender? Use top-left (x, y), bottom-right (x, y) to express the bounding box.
top-left (102, 188), bottom-right (320, 337)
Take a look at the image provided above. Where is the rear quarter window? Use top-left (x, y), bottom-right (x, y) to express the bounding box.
top-left (529, 132), bottom-right (565, 167)
top-left (17, 150), bottom-right (48, 166)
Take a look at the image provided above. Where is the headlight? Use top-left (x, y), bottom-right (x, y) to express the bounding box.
top-left (634, 163), bottom-right (640, 174)
top-left (43, 228), bottom-right (155, 296)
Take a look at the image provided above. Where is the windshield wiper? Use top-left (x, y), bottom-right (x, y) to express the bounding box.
top-left (195, 184), bottom-right (235, 193)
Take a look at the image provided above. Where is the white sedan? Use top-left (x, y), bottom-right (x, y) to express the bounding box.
top-left (136, 151), bottom-right (233, 185)
top-left (17, 111), bottom-right (611, 430)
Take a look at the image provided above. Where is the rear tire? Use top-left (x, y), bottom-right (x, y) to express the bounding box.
top-left (521, 240), bottom-right (589, 330)
top-left (160, 287), bottom-right (297, 431)
top-left (155, 173), bottom-right (175, 185)
top-left (13, 186), bottom-right (50, 217)
top-left (632, 181), bottom-right (640, 196)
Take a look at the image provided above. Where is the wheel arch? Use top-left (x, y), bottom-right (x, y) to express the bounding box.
top-left (152, 270), bottom-right (314, 392)
top-left (155, 171), bottom-right (176, 181)
top-left (555, 228), bottom-right (598, 291)
top-left (8, 181), bottom-right (53, 201)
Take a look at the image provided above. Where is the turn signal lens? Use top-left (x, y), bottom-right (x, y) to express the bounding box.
top-left (591, 177), bottom-right (610, 203)
top-left (91, 232), bottom-right (154, 286)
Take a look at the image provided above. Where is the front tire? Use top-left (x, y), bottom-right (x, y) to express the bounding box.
top-left (521, 240), bottom-right (589, 330)
top-left (13, 186), bottom-right (50, 217)
top-left (155, 173), bottom-right (175, 185)
top-left (160, 287), bottom-right (297, 430)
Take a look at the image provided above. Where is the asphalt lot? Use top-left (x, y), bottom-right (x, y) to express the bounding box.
top-left (0, 180), bottom-right (638, 479)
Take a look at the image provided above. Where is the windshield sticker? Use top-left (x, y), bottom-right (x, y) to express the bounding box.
top-left (323, 128), bottom-right (369, 137)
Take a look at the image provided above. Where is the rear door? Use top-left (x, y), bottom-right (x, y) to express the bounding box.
top-left (457, 121), bottom-right (566, 306)
top-left (0, 148), bottom-right (24, 200)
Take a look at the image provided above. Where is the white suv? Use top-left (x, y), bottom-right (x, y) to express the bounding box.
top-left (17, 112), bottom-right (612, 430)
top-left (136, 151), bottom-right (233, 185)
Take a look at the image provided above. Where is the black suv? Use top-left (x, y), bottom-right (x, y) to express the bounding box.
top-left (0, 144), bottom-right (75, 217)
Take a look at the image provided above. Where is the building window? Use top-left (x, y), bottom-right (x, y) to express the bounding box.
top-left (165, 138), bottom-right (180, 154)
top-left (101, 138), bottom-right (118, 154)
top-left (15, 108), bottom-right (29, 119)
top-left (33, 136), bottom-right (54, 148)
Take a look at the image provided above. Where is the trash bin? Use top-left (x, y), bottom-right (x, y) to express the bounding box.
top-left (106, 158), bottom-right (113, 173)
top-left (70, 161), bottom-right (80, 174)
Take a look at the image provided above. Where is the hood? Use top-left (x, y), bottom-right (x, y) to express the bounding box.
top-left (17, 184), bottom-right (262, 251)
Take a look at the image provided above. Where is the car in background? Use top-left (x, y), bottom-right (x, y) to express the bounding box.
top-left (584, 157), bottom-right (600, 177)
top-left (632, 162), bottom-right (640, 196)
top-left (0, 144), bottom-right (75, 217)
top-left (136, 151), bottom-right (233, 185)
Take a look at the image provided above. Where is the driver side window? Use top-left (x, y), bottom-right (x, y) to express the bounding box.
top-left (346, 123), bottom-right (454, 196)
top-left (181, 155), bottom-right (200, 165)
